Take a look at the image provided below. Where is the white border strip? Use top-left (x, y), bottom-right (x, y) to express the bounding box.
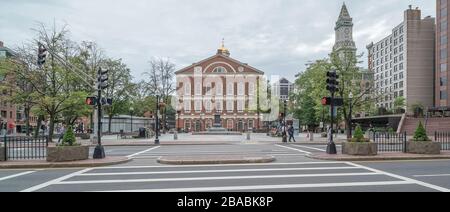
top-left (275, 145), bottom-right (312, 154)
top-left (91, 162), bottom-right (345, 170)
top-left (79, 166), bottom-right (361, 176)
top-left (0, 171), bottom-right (36, 182)
top-left (293, 145), bottom-right (326, 152)
top-left (414, 174), bottom-right (450, 178)
top-left (346, 162), bottom-right (450, 192)
top-left (20, 168), bottom-right (92, 192)
top-left (126, 146), bottom-right (161, 158)
top-left (58, 172), bottom-right (381, 185)
top-left (96, 181), bottom-right (413, 192)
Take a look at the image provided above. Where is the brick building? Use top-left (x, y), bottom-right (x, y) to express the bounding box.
top-left (175, 43), bottom-right (264, 132)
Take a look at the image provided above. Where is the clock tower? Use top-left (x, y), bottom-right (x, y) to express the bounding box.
top-left (333, 3), bottom-right (356, 53)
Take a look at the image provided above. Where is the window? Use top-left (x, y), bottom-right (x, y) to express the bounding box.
top-left (441, 36), bottom-right (448, 45)
top-left (184, 101), bottom-right (191, 112)
top-left (441, 48), bottom-right (448, 59)
top-left (195, 83), bottom-right (202, 95)
top-left (441, 91), bottom-right (448, 100)
top-left (183, 83), bottom-right (191, 95)
top-left (227, 83), bottom-right (234, 95)
top-left (238, 82), bottom-right (244, 95)
top-left (399, 63), bottom-right (404, 70)
top-left (441, 77), bottom-right (448, 86)
top-left (248, 83), bottom-right (255, 96)
top-left (237, 100), bottom-right (244, 112)
top-left (206, 83), bottom-right (212, 95)
top-left (205, 101), bottom-right (212, 113)
top-left (195, 101), bottom-right (202, 112)
top-left (441, 63), bottom-right (447, 72)
top-left (216, 83), bottom-right (223, 95)
top-left (213, 67), bottom-right (227, 73)
top-left (399, 90), bottom-right (404, 97)
top-left (216, 101), bottom-right (222, 112)
top-left (227, 101), bottom-right (234, 112)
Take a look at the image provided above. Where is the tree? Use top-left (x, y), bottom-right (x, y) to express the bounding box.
top-left (413, 121), bottom-right (429, 141)
top-left (61, 126), bottom-right (76, 146)
top-left (393, 97), bottom-right (406, 113)
top-left (294, 94), bottom-right (317, 131)
top-left (330, 49), bottom-right (377, 139)
top-left (102, 58), bottom-right (133, 133)
top-left (143, 58), bottom-right (176, 131)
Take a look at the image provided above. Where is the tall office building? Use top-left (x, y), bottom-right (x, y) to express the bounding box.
top-left (367, 6), bottom-right (435, 110)
top-left (437, 0), bottom-right (449, 107)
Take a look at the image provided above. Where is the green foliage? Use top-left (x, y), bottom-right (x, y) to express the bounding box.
top-left (413, 122), bottom-right (430, 142)
top-left (388, 127), bottom-right (395, 134)
top-left (351, 125), bottom-right (365, 142)
top-left (61, 126), bottom-right (77, 146)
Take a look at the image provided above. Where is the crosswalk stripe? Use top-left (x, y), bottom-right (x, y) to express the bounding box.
top-left (276, 145), bottom-right (312, 154)
top-left (79, 166), bottom-right (361, 176)
top-left (292, 145), bottom-right (327, 152)
top-left (58, 172), bottom-right (382, 185)
top-left (95, 181), bottom-right (414, 192)
top-left (91, 162), bottom-right (346, 169)
top-left (126, 146), bottom-right (161, 158)
top-left (0, 171), bottom-right (36, 182)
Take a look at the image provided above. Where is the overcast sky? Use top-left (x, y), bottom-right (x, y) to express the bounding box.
top-left (0, 0), bottom-right (435, 81)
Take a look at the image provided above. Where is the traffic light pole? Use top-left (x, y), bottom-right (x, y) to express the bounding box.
top-left (155, 95), bottom-right (160, 145)
top-left (327, 91), bottom-right (337, 154)
top-left (93, 70), bottom-right (105, 159)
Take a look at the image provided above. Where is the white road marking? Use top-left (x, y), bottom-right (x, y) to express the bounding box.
top-left (346, 162), bottom-right (450, 192)
top-left (293, 145), bottom-right (326, 152)
top-left (126, 146), bottom-right (161, 158)
top-left (20, 168), bottom-right (93, 192)
top-left (79, 166), bottom-right (361, 176)
top-left (0, 171), bottom-right (36, 182)
top-left (276, 145), bottom-right (312, 154)
top-left (96, 181), bottom-right (413, 192)
top-left (413, 174), bottom-right (450, 178)
top-left (58, 172), bottom-right (381, 185)
top-left (132, 154), bottom-right (307, 159)
top-left (91, 162), bottom-right (345, 169)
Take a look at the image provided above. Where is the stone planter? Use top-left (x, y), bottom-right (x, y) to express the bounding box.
top-left (0, 146), bottom-right (5, 161)
top-left (406, 141), bottom-right (441, 155)
top-left (47, 145), bottom-right (89, 162)
top-left (342, 142), bottom-right (378, 156)
top-left (78, 133), bottom-right (91, 140)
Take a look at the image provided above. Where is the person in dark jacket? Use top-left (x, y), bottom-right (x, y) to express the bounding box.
top-left (288, 125), bottom-right (296, 142)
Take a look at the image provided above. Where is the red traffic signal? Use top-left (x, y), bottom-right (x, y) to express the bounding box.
top-left (85, 97), bottom-right (97, 106)
top-left (322, 97), bottom-right (331, 106)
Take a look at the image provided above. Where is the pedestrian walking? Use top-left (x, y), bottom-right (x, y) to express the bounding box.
top-left (288, 125), bottom-right (296, 142)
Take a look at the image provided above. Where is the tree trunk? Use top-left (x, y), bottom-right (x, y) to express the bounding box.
top-left (48, 115), bottom-right (55, 143)
top-left (346, 118), bottom-right (352, 140)
top-left (108, 114), bottom-right (113, 133)
top-left (34, 115), bottom-right (44, 138)
top-left (25, 106), bottom-right (31, 136)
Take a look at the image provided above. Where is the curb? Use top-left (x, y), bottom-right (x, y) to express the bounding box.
top-left (157, 156), bottom-right (276, 165)
top-left (306, 154), bottom-right (450, 162)
top-left (0, 157), bottom-right (132, 169)
top-left (87, 142), bottom-right (233, 147)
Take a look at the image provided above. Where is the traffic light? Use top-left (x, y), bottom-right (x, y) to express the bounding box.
top-left (37, 43), bottom-right (48, 67)
top-left (85, 97), bottom-right (98, 106)
top-left (322, 97), bottom-right (331, 106)
top-left (98, 68), bottom-right (109, 90)
top-left (100, 97), bottom-right (113, 106)
top-left (326, 70), bottom-right (339, 93)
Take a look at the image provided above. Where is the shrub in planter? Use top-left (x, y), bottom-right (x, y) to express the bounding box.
top-left (321, 132), bottom-right (327, 138)
top-left (406, 122), bottom-right (440, 155)
top-left (343, 125), bottom-right (377, 155)
top-left (47, 126), bottom-right (89, 162)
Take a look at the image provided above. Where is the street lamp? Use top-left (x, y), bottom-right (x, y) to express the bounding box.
top-left (177, 110), bottom-right (181, 132)
top-left (282, 100), bottom-right (288, 143)
top-left (348, 92), bottom-right (354, 139)
top-left (155, 95), bottom-right (160, 145)
top-left (130, 107), bottom-right (134, 133)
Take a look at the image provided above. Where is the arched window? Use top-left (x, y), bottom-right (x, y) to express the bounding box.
top-left (213, 67), bottom-right (227, 73)
top-left (184, 83), bottom-right (191, 95)
top-left (227, 83), bottom-right (234, 96)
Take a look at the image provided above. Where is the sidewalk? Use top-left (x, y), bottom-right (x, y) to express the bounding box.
top-left (80, 133), bottom-right (348, 146)
top-left (157, 155), bottom-right (276, 165)
top-left (308, 151), bottom-right (450, 162)
top-left (0, 157), bottom-right (131, 169)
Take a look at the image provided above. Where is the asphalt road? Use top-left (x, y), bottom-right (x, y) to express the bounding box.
top-left (0, 143), bottom-right (449, 192)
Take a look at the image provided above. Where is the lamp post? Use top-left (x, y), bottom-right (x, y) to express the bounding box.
top-left (155, 95), bottom-right (160, 145)
top-left (348, 92), bottom-right (353, 139)
top-left (130, 107), bottom-right (134, 133)
top-left (282, 100), bottom-right (288, 143)
top-left (177, 110), bottom-right (181, 132)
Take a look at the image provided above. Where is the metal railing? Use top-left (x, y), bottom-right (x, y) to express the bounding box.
top-left (372, 132), bottom-right (407, 153)
top-left (435, 132), bottom-right (450, 151)
top-left (1, 136), bottom-right (48, 161)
